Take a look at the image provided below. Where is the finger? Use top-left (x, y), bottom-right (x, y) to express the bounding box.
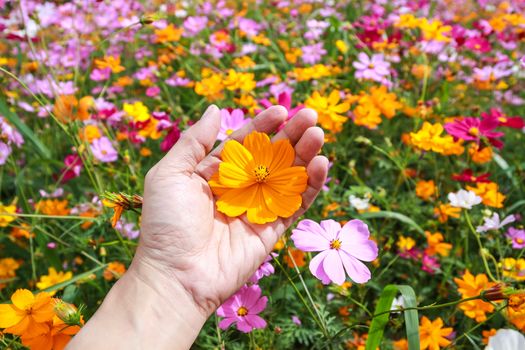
top-left (293, 126), bottom-right (324, 166)
top-left (271, 108), bottom-right (317, 146)
top-left (156, 105), bottom-right (220, 176)
top-left (295, 155), bottom-right (329, 218)
top-left (195, 105), bottom-right (287, 180)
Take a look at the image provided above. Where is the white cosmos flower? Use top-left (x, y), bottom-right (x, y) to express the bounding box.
top-left (447, 189), bottom-right (482, 209)
top-left (476, 213), bottom-right (516, 233)
top-left (349, 195), bottom-right (370, 211)
top-left (486, 329), bottom-right (525, 350)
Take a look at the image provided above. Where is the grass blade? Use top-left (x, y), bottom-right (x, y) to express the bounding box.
top-left (365, 284), bottom-right (398, 350)
top-left (0, 97), bottom-right (52, 159)
top-left (358, 211), bottom-right (425, 235)
top-left (396, 285), bottom-right (420, 350)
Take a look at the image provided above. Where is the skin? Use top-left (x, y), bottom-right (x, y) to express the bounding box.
top-left (68, 105), bottom-right (328, 349)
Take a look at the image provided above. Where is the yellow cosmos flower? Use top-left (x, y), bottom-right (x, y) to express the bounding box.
top-left (0, 202), bottom-right (17, 227)
top-left (466, 182), bottom-right (505, 208)
top-left (222, 69), bottom-right (256, 92)
top-left (209, 131), bottom-right (308, 224)
top-left (36, 268), bottom-right (73, 296)
top-left (0, 289), bottom-right (55, 337)
top-left (305, 90), bottom-right (349, 133)
top-left (123, 101), bottom-right (150, 123)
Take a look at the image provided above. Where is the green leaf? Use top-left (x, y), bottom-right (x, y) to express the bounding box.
top-left (365, 284), bottom-right (420, 350)
top-left (0, 97), bottom-right (52, 159)
top-left (39, 264), bottom-right (107, 294)
top-left (507, 200), bottom-right (525, 214)
top-left (366, 284), bottom-right (398, 350)
top-left (358, 211), bottom-right (425, 235)
top-left (396, 285), bottom-right (420, 350)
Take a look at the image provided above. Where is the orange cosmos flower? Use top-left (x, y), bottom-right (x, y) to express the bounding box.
top-left (424, 231), bottom-right (452, 257)
top-left (0, 289), bottom-right (55, 337)
top-left (415, 180), bottom-right (437, 201)
top-left (454, 270), bottom-right (496, 322)
top-left (20, 315), bottom-right (81, 350)
top-left (35, 199), bottom-right (70, 216)
top-left (466, 182), bottom-right (505, 208)
top-left (103, 262), bottom-right (127, 281)
top-left (283, 247), bottom-right (306, 268)
top-left (209, 131), bottom-right (308, 224)
top-left (419, 316), bottom-right (453, 350)
top-left (433, 203), bottom-right (461, 223)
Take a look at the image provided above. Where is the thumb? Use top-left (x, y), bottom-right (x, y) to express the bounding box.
top-left (157, 105), bottom-right (221, 175)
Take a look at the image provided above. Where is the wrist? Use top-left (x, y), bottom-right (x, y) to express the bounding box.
top-left (68, 260), bottom-right (207, 350)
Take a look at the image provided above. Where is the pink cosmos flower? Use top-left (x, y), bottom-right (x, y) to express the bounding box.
top-left (464, 37), bottom-right (491, 53)
top-left (301, 42), bottom-right (326, 65)
top-left (248, 253), bottom-right (276, 283)
top-left (258, 91), bottom-right (304, 130)
top-left (216, 284), bottom-right (267, 333)
top-left (421, 254), bottom-right (440, 274)
top-left (58, 154), bottom-right (83, 182)
top-left (90, 136), bottom-right (118, 163)
top-left (507, 227), bottom-right (525, 249)
top-left (444, 117), bottom-right (504, 148)
top-left (0, 142), bottom-right (10, 165)
top-left (217, 109), bottom-right (250, 141)
top-left (291, 219), bottom-right (378, 285)
top-left (353, 52), bottom-right (390, 82)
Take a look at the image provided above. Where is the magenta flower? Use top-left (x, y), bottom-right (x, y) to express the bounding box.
top-left (0, 142), bottom-right (10, 165)
top-left (481, 108), bottom-right (525, 129)
top-left (291, 219), bottom-right (378, 285)
top-left (464, 37), bottom-right (491, 53)
top-left (421, 254), bottom-right (440, 274)
top-left (258, 91), bottom-right (304, 130)
top-left (507, 227), bottom-right (525, 249)
top-left (90, 136), bottom-right (118, 163)
top-left (353, 52), bottom-right (390, 82)
top-left (59, 154), bottom-right (83, 182)
top-left (216, 284), bottom-right (267, 333)
top-left (217, 109), bottom-right (250, 141)
top-left (444, 117), bottom-right (504, 148)
top-left (248, 253), bottom-right (276, 283)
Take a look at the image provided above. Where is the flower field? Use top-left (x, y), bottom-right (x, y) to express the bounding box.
top-left (1, 0), bottom-right (525, 349)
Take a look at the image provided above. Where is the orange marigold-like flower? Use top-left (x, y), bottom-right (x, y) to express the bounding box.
top-left (0, 289), bottom-right (55, 337)
top-left (103, 262), bottom-right (127, 281)
top-left (20, 315), bottom-right (81, 350)
top-left (416, 180), bottom-right (437, 201)
top-left (425, 232), bottom-right (452, 257)
top-left (35, 199), bottom-right (70, 216)
top-left (305, 90), bottom-right (349, 133)
top-left (419, 316), bottom-right (453, 350)
top-left (466, 182), bottom-right (505, 208)
top-left (454, 270), bottom-right (496, 322)
top-left (209, 131), bottom-right (308, 224)
top-left (433, 203), bottom-right (461, 223)
top-left (283, 247), bottom-right (306, 268)
top-left (468, 144), bottom-right (493, 164)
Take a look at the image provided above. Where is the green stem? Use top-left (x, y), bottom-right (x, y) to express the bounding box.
top-left (273, 257), bottom-right (330, 339)
top-left (464, 212), bottom-right (498, 282)
top-left (372, 295), bottom-right (482, 318)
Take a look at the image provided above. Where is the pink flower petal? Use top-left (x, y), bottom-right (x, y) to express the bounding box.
top-left (250, 296), bottom-right (268, 314)
top-left (246, 315), bottom-right (267, 330)
top-left (340, 251), bottom-right (372, 283)
top-left (296, 219), bottom-right (334, 242)
top-left (309, 250), bottom-right (331, 284)
top-left (236, 319), bottom-right (254, 333)
top-left (243, 285), bottom-right (262, 309)
top-left (323, 250), bottom-right (346, 285)
top-left (219, 317), bottom-right (237, 330)
top-left (319, 219), bottom-right (341, 240)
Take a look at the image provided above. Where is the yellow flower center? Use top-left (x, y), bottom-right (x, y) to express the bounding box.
top-left (468, 127), bottom-right (480, 136)
top-left (368, 63), bottom-right (375, 69)
top-left (330, 239), bottom-right (342, 250)
top-left (237, 306), bottom-right (248, 316)
top-left (254, 165), bottom-right (270, 183)
top-left (226, 129), bottom-right (234, 135)
top-left (517, 239), bottom-right (524, 244)
top-left (499, 117), bottom-right (507, 123)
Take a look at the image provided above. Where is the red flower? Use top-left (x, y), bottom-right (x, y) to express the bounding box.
top-left (481, 108), bottom-right (525, 129)
top-left (452, 169), bottom-right (491, 183)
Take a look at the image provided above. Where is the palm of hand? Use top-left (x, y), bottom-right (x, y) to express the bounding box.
top-left (136, 106), bottom-right (327, 316)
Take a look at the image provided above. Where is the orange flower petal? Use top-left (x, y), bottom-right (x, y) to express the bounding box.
top-left (4, 314), bottom-right (31, 335)
top-left (216, 186), bottom-right (258, 217)
top-left (221, 140), bottom-right (254, 169)
top-left (0, 304), bottom-right (24, 328)
top-left (11, 289), bottom-right (34, 310)
top-left (219, 162), bottom-right (254, 188)
top-left (243, 131), bottom-right (272, 166)
top-left (269, 140), bottom-right (294, 172)
top-left (208, 173), bottom-right (229, 196)
top-left (267, 167), bottom-right (308, 195)
top-left (262, 185), bottom-right (302, 218)
top-left (246, 187), bottom-right (278, 224)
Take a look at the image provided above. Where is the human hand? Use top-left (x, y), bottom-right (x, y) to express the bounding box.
top-left (68, 105), bottom-right (328, 350)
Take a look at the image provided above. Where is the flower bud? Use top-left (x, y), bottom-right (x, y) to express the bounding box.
top-left (54, 300), bottom-right (83, 325)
